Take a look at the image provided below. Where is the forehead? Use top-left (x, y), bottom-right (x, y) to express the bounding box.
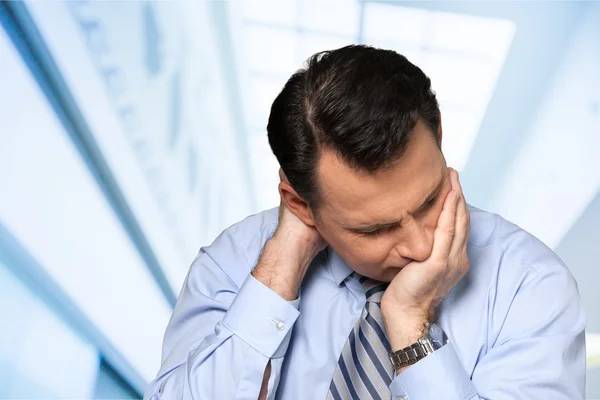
top-left (316, 122), bottom-right (444, 224)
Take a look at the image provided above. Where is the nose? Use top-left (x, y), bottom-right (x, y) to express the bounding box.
top-left (394, 219), bottom-right (433, 262)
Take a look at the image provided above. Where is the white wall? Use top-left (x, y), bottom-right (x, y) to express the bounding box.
top-left (488, 2), bottom-right (600, 249)
top-left (0, 26), bottom-right (172, 383)
top-left (0, 261), bottom-right (99, 397)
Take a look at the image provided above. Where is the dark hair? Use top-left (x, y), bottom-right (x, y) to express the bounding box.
top-left (267, 44), bottom-right (440, 207)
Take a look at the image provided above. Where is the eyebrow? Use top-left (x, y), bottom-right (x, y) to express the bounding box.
top-left (346, 178), bottom-right (444, 233)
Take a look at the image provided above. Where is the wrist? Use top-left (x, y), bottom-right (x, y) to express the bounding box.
top-left (252, 236), bottom-right (313, 301)
top-left (381, 305), bottom-right (432, 352)
top-left (271, 228), bottom-right (322, 265)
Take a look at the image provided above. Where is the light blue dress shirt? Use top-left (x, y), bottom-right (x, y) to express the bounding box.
top-left (145, 205), bottom-right (586, 399)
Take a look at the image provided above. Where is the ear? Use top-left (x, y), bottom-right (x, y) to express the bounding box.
top-left (279, 181), bottom-right (317, 227)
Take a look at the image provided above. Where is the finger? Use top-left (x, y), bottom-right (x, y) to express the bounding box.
top-left (430, 187), bottom-right (460, 262)
top-left (448, 167), bottom-right (459, 192)
top-left (450, 170), bottom-right (470, 256)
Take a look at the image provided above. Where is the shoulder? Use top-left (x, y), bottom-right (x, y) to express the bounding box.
top-left (468, 204), bottom-right (568, 274)
top-left (464, 205), bottom-right (582, 332)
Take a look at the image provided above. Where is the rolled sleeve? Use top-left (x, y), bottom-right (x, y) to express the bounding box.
top-left (390, 343), bottom-right (477, 400)
top-left (222, 274), bottom-right (300, 359)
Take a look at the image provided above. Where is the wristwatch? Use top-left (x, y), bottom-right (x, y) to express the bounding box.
top-left (388, 323), bottom-right (448, 369)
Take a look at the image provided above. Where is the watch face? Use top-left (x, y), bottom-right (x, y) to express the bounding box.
top-left (428, 323), bottom-right (449, 350)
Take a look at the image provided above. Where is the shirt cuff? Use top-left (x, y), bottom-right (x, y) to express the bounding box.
top-left (222, 274), bottom-right (300, 359)
top-left (390, 342), bottom-right (477, 400)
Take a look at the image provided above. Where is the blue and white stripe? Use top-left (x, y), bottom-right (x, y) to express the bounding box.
top-left (327, 274), bottom-right (394, 400)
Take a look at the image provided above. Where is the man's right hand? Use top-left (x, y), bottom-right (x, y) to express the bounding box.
top-left (251, 169), bottom-right (326, 301)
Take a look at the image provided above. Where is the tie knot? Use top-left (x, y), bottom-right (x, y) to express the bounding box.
top-left (354, 273), bottom-right (388, 303)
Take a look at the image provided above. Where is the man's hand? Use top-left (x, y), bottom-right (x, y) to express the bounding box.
top-left (381, 168), bottom-right (470, 359)
top-left (252, 169), bottom-right (326, 301)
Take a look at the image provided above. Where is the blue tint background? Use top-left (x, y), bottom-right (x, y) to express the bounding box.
top-left (0, 0), bottom-right (598, 397)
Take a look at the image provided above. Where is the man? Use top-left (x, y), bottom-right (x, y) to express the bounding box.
top-left (145, 45), bottom-right (586, 399)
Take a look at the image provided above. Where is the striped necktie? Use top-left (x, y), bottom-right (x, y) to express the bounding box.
top-left (327, 273), bottom-right (394, 400)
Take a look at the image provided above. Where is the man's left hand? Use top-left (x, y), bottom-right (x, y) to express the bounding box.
top-left (381, 168), bottom-right (470, 357)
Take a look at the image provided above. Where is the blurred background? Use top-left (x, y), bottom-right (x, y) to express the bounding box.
top-left (0, 0), bottom-right (598, 398)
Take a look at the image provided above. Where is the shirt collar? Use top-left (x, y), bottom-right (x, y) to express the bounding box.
top-left (326, 247), bottom-right (354, 286)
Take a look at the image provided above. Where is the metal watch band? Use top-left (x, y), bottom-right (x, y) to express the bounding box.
top-left (388, 339), bottom-right (434, 369)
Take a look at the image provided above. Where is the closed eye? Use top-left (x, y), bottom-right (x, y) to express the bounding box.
top-left (361, 224), bottom-right (398, 237)
top-left (421, 196), bottom-right (438, 211)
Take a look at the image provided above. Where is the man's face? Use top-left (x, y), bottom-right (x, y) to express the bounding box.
top-left (313, 120), bottom-right (450, 282)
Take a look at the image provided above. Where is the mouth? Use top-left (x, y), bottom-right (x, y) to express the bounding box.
top-left (379, 267), bottom-right (403, 282)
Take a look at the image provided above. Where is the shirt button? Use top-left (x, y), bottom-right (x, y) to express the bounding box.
top-left (275, 321), bottom-right (285, 331)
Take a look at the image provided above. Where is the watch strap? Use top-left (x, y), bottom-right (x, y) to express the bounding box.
top-left (388, 339), bottom-right (434, 369)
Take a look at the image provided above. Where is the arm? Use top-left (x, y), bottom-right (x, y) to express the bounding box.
top-left (143, 247), bottom-right (302, 400)
top-left (145, 171), bottom-right (325, 400)
top-left (387, 263), bottom-right (586, 399)
top-left (382, 169), bottom-right (586, 399)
